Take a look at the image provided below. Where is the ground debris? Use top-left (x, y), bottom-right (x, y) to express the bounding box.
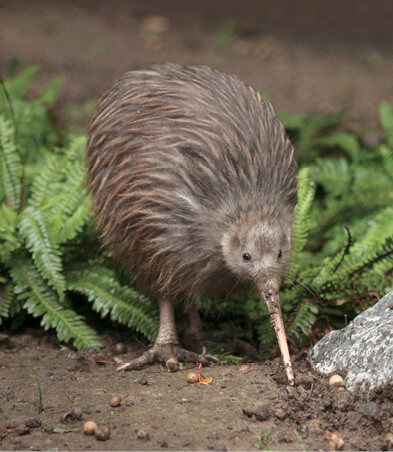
top-left (243, 402), bottom-right (271, 421)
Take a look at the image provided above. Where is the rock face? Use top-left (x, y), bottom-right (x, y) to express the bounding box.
top-left (308, 291), bottom-right (393, 395)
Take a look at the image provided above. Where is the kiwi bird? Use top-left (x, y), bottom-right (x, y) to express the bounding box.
top-left (86, 64), bottom-right (297, 384)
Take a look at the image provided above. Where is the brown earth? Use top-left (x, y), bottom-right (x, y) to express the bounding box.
top-left (1, 1), bottom-right (393, 450)
top-left (1, 331), bottom-right (393, 451)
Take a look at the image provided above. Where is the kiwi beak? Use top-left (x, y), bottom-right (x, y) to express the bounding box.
top-left (258, 275), bottom-right (295, 386)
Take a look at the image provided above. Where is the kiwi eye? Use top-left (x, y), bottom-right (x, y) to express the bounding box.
top-left (242, 253), bottom-right (252, 262)
top-left (278, 249), bottom-right (283, 259)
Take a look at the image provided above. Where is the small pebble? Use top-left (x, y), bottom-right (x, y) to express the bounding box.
top-left (329, 375), bottom-right (344, 387)
top-left (165, 358), bottom-right (179, 372)
top-left (385, 433), bottom-right (393, 448)
top-left (239, 364), bottom-right (250, 372)
top-left (358, 402), bottom-right (378, 417)
top-left (325, 432), bottom-right (344, 451)
top-left (16, 425), bottom-right (30, 436)
top-left (110, 395), bottom-right (121, 407)
top-left (137, 430), bottom-right (150, 441)
top-left (186, 371), bottom-right (199, 384)
top-left (274, 407), bottom-right (287, 420)
top-left (62, 406), bottom-right (83, 423)
top-left (95, 426), bottom-right (110, 441)
top-left (296, 374), bottom-right (314, 388)
top-left (83, 421), bottom-right (97, 435)
top-left (114, 343), bottom-right (126, 354)
top-left (136, 376), bottom-right (149, 385)
top-left (243, 402), bottom-right (271, 421)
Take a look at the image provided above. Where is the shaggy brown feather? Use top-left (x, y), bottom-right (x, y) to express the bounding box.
top-left (86, 64), bottom-right (297, 302)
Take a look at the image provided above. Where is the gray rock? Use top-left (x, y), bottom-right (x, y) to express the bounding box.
top-left (358, 402), bottom-right (378, 417)
top-left (308, 291), bottom-right (393, 395)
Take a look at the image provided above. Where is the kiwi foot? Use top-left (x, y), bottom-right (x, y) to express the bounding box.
top-left (116, 343), bottom-right (218, 372)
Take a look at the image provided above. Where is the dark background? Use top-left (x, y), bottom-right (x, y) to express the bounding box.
top-left (1, 0), bottom-right (392, 127)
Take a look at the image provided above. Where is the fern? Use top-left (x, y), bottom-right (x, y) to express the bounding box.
top-left (0, 284), bottom-right (12, 324)
top-left (287, 302), bottom-right (318, 342)
top-left (11, 257), bottom-right (101, 349)
top-left (18, 206), bottom-right (65, 298)
top-left (40, 76), bottom-right (66, 107)
top-left (0, 116), bottom-right (23, 210)
top-left (380, 144), bottom-right (393, 179)
top-left (287, 167), bottom-right (315, 276)
top-left (67, 267), bottom-right (159, 342)
top-left (2, 65), bottom-right (39, 100)
top-left (379, 101), bottom-right (393, 147)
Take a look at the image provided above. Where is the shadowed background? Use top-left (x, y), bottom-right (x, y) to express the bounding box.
top-left (0, 0), bottom-right (392, 128)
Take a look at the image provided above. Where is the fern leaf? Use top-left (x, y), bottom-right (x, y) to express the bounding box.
top-left (40, 76), bottom-right (66, 107)
top-left (11, 257), bottom-right (101, 349)
top-left (0, 116), bottom-right (23, 210)
top-left (28, 154), bottom-right (64, 209)
top-left (49, 164), bottom-right (88, 238)
top-left (287, 167), bottom-right (316, 275)
top-left (380, 144), bottom-right (393, 179)
top-left (379, 101), bottom-right (393, 147)
top-left (18, 206), bottom-right (65, 298)
top-left (315, 133), bottom-right (360, 163)
top-left (61, 195), bottom-right (91, 241)
top-left (287, 301), bottom-right (318, 342)
top-left (4, 65), bottom-right (39, 100)
top-left (67, 268), bottom-right (159, 342)
top-left (0, 283), bottom-right (13, 324)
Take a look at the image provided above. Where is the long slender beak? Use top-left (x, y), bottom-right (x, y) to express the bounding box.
top-left (258, 275), bottom-right (295, 385)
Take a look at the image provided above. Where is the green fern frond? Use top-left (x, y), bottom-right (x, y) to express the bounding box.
top-left (312, 157), bottom-right (350, 197)
top-left (28, 154), bottom-right (64, 209)
top-left (314, 133), bottom-right (361, 163)
top-left (61, 195), bottom-right (91, 241)
top-left (67, 267), bottom-right (159, 342)
top-left (0, 116), bottom-right (23, 210)
top-left (18, 206), bottom-right (65, 298)
top-left (287, 167), bottom-right (316, 276)
top-left (40, 75), bottom-right (66, 107)
top-left (323, 236), bottom-right (393, 293)
top-left (11, 257), bottom-right (101, 348)
top-left (48, 163), bottom-right (88, 235)
top-left (380, 144), bottom-right (393, 179)
top-left (0, 283), bottom-right (13, 324)
top-left (379, 101), bottom-right (393, 147)
top-left (287, 301), bottom-right (318, 342)
top-left (312, 226), bottom-right (352, 288)
top-left (2, 65), bottom-right (39, 100)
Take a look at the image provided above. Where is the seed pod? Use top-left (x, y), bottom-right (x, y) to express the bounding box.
top-left (110, 395), bottom-right (121, 407)
top-left (95, 426), bottom-right (110, 441)
top-left (165, 358), bottom-right (179, 372)
top-left (83, 421), bottom-right (97, 435)
top-left (186, 371), bottom-right (199, 384)
top-left (329, 375), bottom-right (344, 387)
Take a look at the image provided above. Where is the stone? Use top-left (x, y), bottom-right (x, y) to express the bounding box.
top-left (242, 402), bottom-right (271, 421)
top-left (308, 291), bottom-right (393, 395)
top-left (358, 402), bottom-right (378, 417)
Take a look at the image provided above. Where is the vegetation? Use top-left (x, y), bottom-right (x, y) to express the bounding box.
top-left (1, 65), bottom-right (393, 352)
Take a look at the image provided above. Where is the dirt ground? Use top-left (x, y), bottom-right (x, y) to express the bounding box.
top-left (1, 331), bottom-right (393, 451)
top-left (1, 1), bottom-right (393, 450)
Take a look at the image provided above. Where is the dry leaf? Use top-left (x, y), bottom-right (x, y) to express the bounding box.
top-left (198, 363), bottom-right (212, 385)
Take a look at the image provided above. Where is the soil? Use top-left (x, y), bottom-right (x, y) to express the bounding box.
top-left (1, 1), bottom-right (393, 450)
top-left (1, 331), bottom-right (393, 451)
